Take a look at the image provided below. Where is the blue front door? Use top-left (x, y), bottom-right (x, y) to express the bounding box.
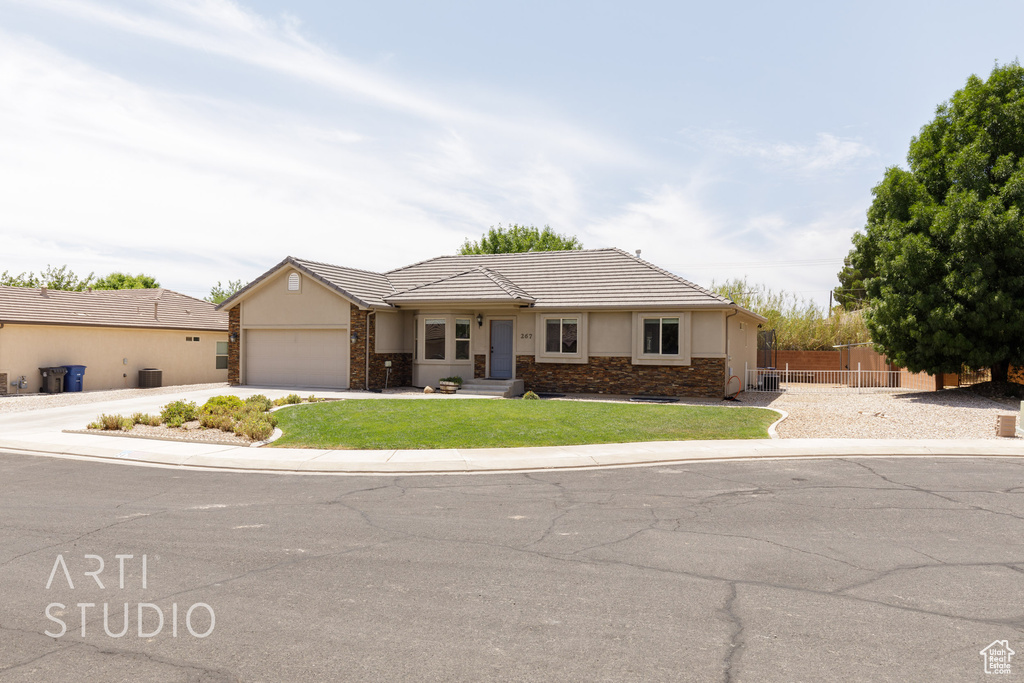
top-left (490, 320), bottom-right (514, 379)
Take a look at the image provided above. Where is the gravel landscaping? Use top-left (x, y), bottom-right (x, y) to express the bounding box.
top-left (739, 388), bottom-right (1021, 439)
top-left (0, 383), bottom-right (233, 414)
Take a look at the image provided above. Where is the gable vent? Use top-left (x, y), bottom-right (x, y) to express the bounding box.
top-left (288, 272), bottom-right (300, 291)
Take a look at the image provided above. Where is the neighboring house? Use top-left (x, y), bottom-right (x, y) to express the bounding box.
top-left (218, 249), bottom-right (765, 398)
top-left (0, 286), bottom-right (228, 395)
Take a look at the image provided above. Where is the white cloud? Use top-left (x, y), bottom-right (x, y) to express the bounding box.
top-left (694, 130), bottom-right (876, 173)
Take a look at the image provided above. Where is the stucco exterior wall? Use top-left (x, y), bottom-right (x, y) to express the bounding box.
top-left (588, 312), bottom-right (631, 355)
top-left (0, 324), bottom-right (228, 392)
top-left (374, 310), bottom-right (412, 353)
top-left (692, 311), bottom-right (725, 356)
top-left (241, 269), bottom-right (351, 329)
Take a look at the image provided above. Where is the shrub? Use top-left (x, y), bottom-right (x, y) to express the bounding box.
top-left (439, 376), bottom-right (464, 385)
top-left (161, 400), bottom-right (199, 428)
top-left (148, 415), bottom-right (162, 427)
top-left (234, 414), bottom-right (275, 441)
top-left (522, 391), bottom-right (540, 400)
top-left (305, 395), bottom-right (324, 403)
top-left (200, 395), bottom-right (244, 418)
top-left (130, 412), bottom-right (149, 424)
top-left (274, 394), bottom-right (302, 406)
top-left (94, 414), bottom-right (134, 430)
top-left (244, 394), bottom-right (273, 412)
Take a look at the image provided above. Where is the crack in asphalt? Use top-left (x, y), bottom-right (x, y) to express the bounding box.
top-left (720, 583), bottom-right (744, 683)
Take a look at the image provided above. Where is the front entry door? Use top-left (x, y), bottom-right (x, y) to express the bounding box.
top-left (490, 320), bottom-right (514, 379)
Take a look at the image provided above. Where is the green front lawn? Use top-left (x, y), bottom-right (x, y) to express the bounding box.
top-left (271, 399), bottom-right (777, 449)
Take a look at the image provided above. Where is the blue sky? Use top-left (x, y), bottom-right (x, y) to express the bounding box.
top-left (1, 0), bottom-right (1021, 305)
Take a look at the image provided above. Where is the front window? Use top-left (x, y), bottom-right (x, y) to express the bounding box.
top-left (455, 319), bottom-right (471, 360)
top-left (215, 341), bottom-right (228, 369)
top-left (424, 319), bottom-right (445, 360)
top-left (545, 318), bottom-right (578, 354)
top-left (643, 317), bottom-right (679, 355)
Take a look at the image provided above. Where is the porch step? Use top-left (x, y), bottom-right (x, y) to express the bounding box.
top-left (459, 378), bottom-right (525, 398)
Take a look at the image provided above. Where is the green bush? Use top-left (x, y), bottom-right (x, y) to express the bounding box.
top-left (522, 391), bottom-right (540, 400)
top-left (234, 414), bottom-right (275, 441)
top-left (274, 393), bottom-right (302, 406)
top-left (439, 376), bottom-right (464, 385)
top-left (93, 413), bottom-right (134, 431)
top-left (200, 395), bottom-right (243, 418)
top-left (130, 412), bottom-right (149, 424)
top-left (161, 400), bottom-right (199, 428)
top-left (244, 394), bottom-right (273, 412)
top-left (148, 415), bottom-right (162, 427)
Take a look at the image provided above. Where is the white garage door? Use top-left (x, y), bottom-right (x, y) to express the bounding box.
top-left (245, 329), bottom-right (349, 388)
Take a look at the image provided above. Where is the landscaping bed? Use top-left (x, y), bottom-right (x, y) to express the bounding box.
top-left (270, 399), bottom-right (779, 449)
top-left (81, 393), bottom-right (329, 445)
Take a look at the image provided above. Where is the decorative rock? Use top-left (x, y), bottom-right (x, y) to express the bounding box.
top-left (423, 386), bottom-right (434, 394)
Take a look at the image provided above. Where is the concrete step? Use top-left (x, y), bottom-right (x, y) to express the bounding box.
top-left (460, 378), bottom-right (525, 398)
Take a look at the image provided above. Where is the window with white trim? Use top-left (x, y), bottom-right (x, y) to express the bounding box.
top-left (545, 318), bottom-right (578, 354)
top-left (455, 318), bottom-right (471, 360)
top-left (424, 319), bottom-right (445, 360)
top-left (642, 317), bottom-right (679, 355)
top-left (215, 341), bottom-right (228, 369)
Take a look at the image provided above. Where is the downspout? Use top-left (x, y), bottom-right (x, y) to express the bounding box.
top-left (365, 310), bottom-right (375, 391)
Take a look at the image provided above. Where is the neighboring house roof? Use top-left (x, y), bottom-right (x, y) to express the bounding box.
top-left (218, 248), bottom-right (763, 319)
top-left (0, 286), bottom-right (227, 331)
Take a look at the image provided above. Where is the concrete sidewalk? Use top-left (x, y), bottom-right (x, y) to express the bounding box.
top-left (2, 386), bottom-right (1023, 474)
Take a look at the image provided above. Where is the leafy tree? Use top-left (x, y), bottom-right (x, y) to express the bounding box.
top-left (206, 279), bottom-right (245, 304)
top-left (459, 224), bottom-right (583, 254)
top-left (713, 277), bottom-right (869, 350)
top-left (0, 265), bottom-right (95, 290)
top-left (92, 272), bottom-right (160, 290)
top-left (842, 62), bottom-right (1024, 382)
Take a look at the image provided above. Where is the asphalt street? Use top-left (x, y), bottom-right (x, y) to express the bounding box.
top-left (1, 452), bottom-right (1022, 682)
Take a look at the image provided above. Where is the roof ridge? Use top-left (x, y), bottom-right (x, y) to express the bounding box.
top-left (609, 248), bottom-right (732, 304)
top-left (475, 266), bottom-right (532, 300)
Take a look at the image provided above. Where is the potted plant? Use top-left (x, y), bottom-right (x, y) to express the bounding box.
top-left (438, 376), bottom-right (463, 394)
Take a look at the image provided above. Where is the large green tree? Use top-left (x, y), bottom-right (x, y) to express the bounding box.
top-left (459, 224), bottom-right (582, 254)
top-left (0, 266), bottom-right (160, 290)
top-left (843, 62), bottom-right (1024, 382)
top-left (92, 272), bottom-right (160, 289)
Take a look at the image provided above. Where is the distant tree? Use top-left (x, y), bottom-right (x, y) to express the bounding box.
top-left (206, 279), bottom-right (245, 304)
top-left (458, 224), bottom-right (583, 254)
top-left (713, 277), bottom-right (869, 351)
top-left (841, 62), bottom-right (1024, 383)
top-left (0, 265), bottom-right (95, 291)
top-left (92, 272), bottom-right (160, 290)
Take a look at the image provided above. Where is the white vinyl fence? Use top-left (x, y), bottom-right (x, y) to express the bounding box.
top-left (744, 363), bottom-right (936, 394)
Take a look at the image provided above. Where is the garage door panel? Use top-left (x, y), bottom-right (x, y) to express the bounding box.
top-left (245, 329), bottom-right (349, 388)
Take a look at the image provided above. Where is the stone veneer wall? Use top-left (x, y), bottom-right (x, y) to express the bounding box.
top-left (351, 305), bottom-right (413, 390)
top-left (228, 306), bottom-right (240, 385)
top-left (474, 355), bottom-right (486, 379)
top-left (0, 372), bottom-right (7, 397)
top-left (515, 356), bottom-right (726, 399)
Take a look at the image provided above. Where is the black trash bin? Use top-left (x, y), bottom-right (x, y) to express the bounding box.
top-left (39, 366), bottom-right (68, 394)
top-left (63, 365), bottom-right (87, 392)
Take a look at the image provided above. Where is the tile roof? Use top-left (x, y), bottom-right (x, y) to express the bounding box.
top-left (384, 267), bottom-right (536, 304)
top-left (386, 248), bottom-right (735, 309)
top-left (219, 249), bottom-right (756, 316)
top-left (0, 286), bottom-right (227, 330)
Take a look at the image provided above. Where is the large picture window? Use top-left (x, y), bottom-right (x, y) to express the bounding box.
top-left (455, 318), bottom-right (471, 360)
top-left (545, 318), bottom-right (578, 354)
top-left (424, 319), bottom-right (445, 360)
top-left (642, 317), bottom-right (679, 355)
